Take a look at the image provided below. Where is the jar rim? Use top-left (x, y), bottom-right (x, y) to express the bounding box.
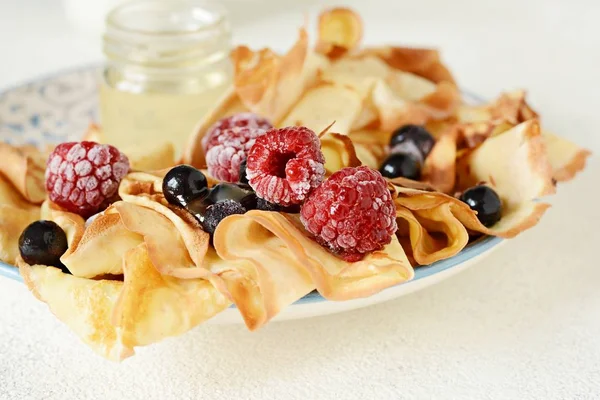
top-left (106, 0), bottom-right (228, 36)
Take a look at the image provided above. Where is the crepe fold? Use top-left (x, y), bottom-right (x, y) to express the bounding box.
top-left (0, 142), bottom-right (46, 204)
top-left (19, 242), bottom-right (230, 361)
top-left (315, 7), bottom-right (363, 59)
top-left (213, 210), bottom-right (413, 329)
top-left (315, 7), bottom-right (456, 85)
top-left (284, 56), bottom-right (460, 135)
top-left (542, 131), bottom-right (591, 182)
top-left (0, 203), bottom-right (39, 265)
top-left (390, 120), bottom-right (555, 265)
top-left (0, 158), bottom-right (44, 264)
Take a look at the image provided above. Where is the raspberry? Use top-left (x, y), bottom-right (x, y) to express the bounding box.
top-left (206, 127), bottom-right (267, 182)
top-left (45, 141), bottom-right (130, 218)
top-left (246, 126), bottom-right (325, 206)
top-left (201, 113), bottom-right (273, 154)
top-left (300, 166), bottom-right (397, 262)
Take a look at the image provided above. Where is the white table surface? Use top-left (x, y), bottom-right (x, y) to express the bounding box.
top-left (1, 1), bottom-right (599, 399)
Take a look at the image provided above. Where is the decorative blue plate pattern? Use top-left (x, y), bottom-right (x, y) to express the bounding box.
top-left (0, 65), bottom-right (502, 304)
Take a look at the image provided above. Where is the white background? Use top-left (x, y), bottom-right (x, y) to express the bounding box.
top-left (0, 0), bottom-right (599, 399)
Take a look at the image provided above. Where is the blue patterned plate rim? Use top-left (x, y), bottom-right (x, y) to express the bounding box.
top-left (0, 64), bottom-right (499, 305)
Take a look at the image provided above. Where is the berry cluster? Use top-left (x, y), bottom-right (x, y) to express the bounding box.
top-left (190, 114), bottom-right (399, 260)
top-left (379, 124), bottom-right (435, 181)
top-left (162, 165), bottom-right (289, 236)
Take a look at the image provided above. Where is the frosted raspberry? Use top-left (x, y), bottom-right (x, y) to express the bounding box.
top-left (206, 127), bottom-right (267, 182)
top-left (45, 141), bottom-right (130, 217)
top-left (246, 126), bottom-right (325, 206)
top-left (300, 166), bottom-right (397, 262)
top-left (202, 113), bottom-right (273, 154)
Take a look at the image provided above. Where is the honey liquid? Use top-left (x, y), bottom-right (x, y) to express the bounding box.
top-left (99, 81), bottom-right (228, 157)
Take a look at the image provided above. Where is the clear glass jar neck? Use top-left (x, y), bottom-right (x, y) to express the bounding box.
top-left (103, 0), bottom-right (232, 94)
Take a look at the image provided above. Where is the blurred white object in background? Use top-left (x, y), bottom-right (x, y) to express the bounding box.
top-left (63, 0), bottom-right (130, 39)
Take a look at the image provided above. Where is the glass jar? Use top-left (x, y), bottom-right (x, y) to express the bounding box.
top-left (101, 0), bottom-right (232, 156)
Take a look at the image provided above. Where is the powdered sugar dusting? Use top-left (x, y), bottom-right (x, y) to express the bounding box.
top-left (100, 180), bottom-right (117, 197)
top-left (112, 162), bottom-right (129, 180)
top-left (95, 165), bottom-right (111, 180)
top-left (206, 127), bottom-right (270, 182)
top-left (63, 163), bottom-right (75, 182)
top-left (87, 145), bottom-right (110, 166)
top-left (75, 160), bottom-right (92, 177)
top-left (202, 113), bottom-right (273, 154)
top-left (66, 143), bottom-right (86, 162)
top-left (48, 155), bottom-right (62, 174)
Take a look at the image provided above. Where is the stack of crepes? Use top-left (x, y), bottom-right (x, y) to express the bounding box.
top-left (0, 8), bottom-right (590, 361)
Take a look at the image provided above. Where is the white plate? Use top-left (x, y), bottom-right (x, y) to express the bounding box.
top-left (0, 65), bottom-right (502, 323)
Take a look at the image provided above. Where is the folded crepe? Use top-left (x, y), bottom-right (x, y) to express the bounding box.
top-left (389, 119), bottom-right (555, 265)
top-left (112, 244), bottom-right (231, 349)
top-left (37, 169), bottom-right (211, 281)
top-left (118, 171), bottom-right (214, 280)
top-left (0, 142), bottom-right (46, 204)
top-left (347, 129), bottom-right (391, 169)
top-left (315, 56), bottom-right (460, 132)
top-left (17, 176), bottom-right (230, 362)
top-left (392, 184), bottom-right (544, 265)
top-left (60, 210), bottom-right (142, 278)
top-left (0, 173), bottom-right (42, 264)
top-left (19, 243), bottom-right (231, 361)
top-left (542, 131), bottom-right (591, 182)
top-left (422, 125), bottom-right (458, 194)
top-left (455, 119), bottom-right (555, 204)
top-left (356, 46), bottom-right (457, 85)
top-left (214, 210), bottom-right (413, 329)
top-left (0, 205), bottom-right (39, 265)
top-left (456, 90), bottom-right (538, 148)
top-left (315, 7), bottom-right (363, 59)
top-left (320, 132), bottom-right (363, 175)
top-left (19, 262), bottom-right (130, 361)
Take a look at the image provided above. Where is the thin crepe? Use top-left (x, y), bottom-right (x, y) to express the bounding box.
top-left (0, 142), bottom-right (46, 204)
top-left (456, 90), bottom-right (538, 148)
top-left (315, 7), bottom-right (363, 59)
top-left (542, 131), bottom-right (591, 182)
top-left (214, 210), bottom-right (413, 329)
top-left (318, 56), bottom-right (460, 132)
top-left (118, 171), bottom-right (213, 279)
top-left (19, 243), bottom-right (231, 361)
top-left (356, 46), bottom-right (457, 85)
top-left (390, 120), bottom-right (554, 266)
